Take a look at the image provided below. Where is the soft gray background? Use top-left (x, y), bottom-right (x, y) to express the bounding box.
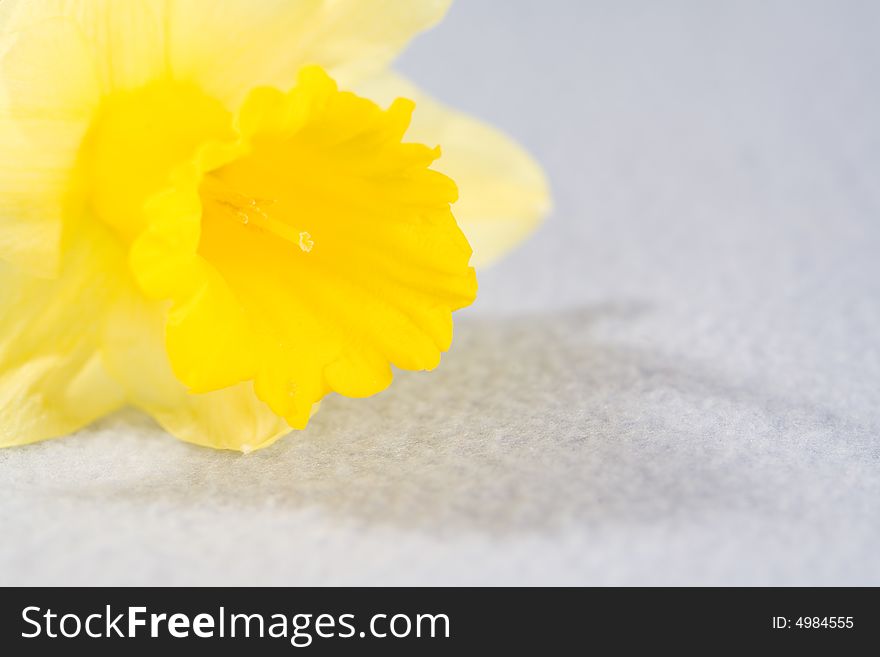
top-left (2, 0), bottom-right (879, 585)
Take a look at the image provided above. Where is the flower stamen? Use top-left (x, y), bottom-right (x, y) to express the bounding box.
top-left (200, 173), bottom-right (314, 253)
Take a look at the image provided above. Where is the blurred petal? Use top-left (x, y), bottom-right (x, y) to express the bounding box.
top-left (2, 0), bottom-right (452, 102)
top-left (358, 73), bottom-right (552, 267)
top-left (0, 16), bottom-right (100, 275)
top-left (165, 0), bottom-right (452, 105)
top-left (0, 0), bottom-right (167, 92)
top-left (0, 223), bottom-right (124, 447)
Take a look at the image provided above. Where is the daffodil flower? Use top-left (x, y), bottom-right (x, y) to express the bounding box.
top-left (0, 0), bottom-right (550, 451)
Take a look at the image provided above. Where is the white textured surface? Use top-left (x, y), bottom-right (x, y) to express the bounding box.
top-left (2, 0), bottom-right (879, 586)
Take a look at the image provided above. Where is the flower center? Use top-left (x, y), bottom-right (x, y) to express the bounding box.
top-left (121, 67), bottom-right (477, 426)
top-left (199, 174), bottom-right (314, 253)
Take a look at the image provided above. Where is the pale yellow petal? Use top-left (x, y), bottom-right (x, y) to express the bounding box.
top-left (165, 0), bottom-right (452, 106)
top-left (0, 222), bottom-right (125, 447)
top-left (358, 73), bottom-right (552, 267)
top-left (0, 15), bottom-right (100, 275)
top-left (2, 0), bottom-right (452, 103)
top-left (0, 0), bottom-right (168, 92)
top-left (102, 291), bottom-right (292, 452)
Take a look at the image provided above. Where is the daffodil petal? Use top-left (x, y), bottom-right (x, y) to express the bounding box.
top-left (165, 0), bottom-right (452, 106)
top-left (1, 0), bottom-right (452, 105)
top-left (0, 15), bottom-right (100, 276)
top-left (148, 384), bottom-right (295, 453)
top-left (131, 182), bottom-right (257, 393)
top-left (0, 0), bottom-right (168, 92)
top-left (0, 223), bottom-right (124, 447)
top-left (101, 292), bottom-right (292, 452)
top-left (358, 73), bottom-right (552, 267)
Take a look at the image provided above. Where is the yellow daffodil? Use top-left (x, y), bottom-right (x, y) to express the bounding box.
top-left (0, 0), bottom-right (550, 451)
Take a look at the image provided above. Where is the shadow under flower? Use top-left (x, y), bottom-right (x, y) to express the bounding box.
top-left (30, 303), bottom-right (874, 537)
